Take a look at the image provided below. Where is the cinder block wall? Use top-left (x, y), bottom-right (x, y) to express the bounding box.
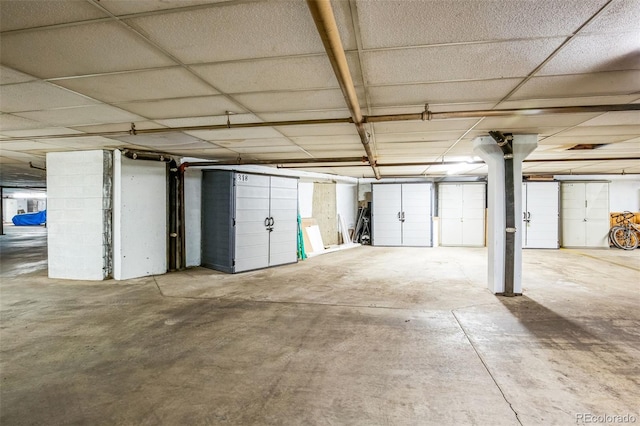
top-left (46, 150), bottom-right (108, 280)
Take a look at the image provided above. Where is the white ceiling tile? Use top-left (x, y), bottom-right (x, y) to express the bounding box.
top-left (289, 135), bottom-right (362, 146)
top-left (369, 79), bottom-right (521, 107)
top-left (540, 135), bottom-right (632, 146)
top-left (362, 39), bottom-right (564, 85)
top-left (377, 140), bottom-right (453, 150)
top-left (100, 0), bottom-right (229, 15)
top-left (233, 89), bottom-right (351, 113)
top-left (370, 103), bottom-right (497, 115)
top-left (558, 125), bottom-right (640, 136)
top-left (1, 127), bottom-right (82, 138)
top-left (193, 53), bottom-right (362, 93)
top-left (70, 121), bottom-right (166, 133)
top-left (539, 32), bottom-right (640, 75)
top-left (276, 124), bottom-right (357, 137)
top-left (0, 114), bottom-right (52, 131)
top-left (583, 0), bottom-right (640, 34)
top-left (208, 138), bottom-right (296, 149)
top-left (0, 0), bottom-right (107, 32)
top-left (479, 113), bottom-right (600, 130)
top-left (0, 140), bottom-right (66, 151)
top-left (53, 68), bottom-right (218, 103)
top-left (498, 95), bottom-right (640, 109)
top-left (155, 113), bottom-right (262, 128)
top-left (128, 1), bottom-right (355, 64)
top-left (0, 81), bottom-right (97, 112)
top-left (373, 119), bottom-right (480, 134)
top-left (304, 148), bottom-right (367, 157)
top-left (578, 111), bottom-right (640, 126)
top-left (258, 109), bottom-right (351, 122)
top-left (16, 105), bottom-right (144, 127)
top-left (0, 21), bottom-right (174, 79)
top-left (356, 0), bottom-right (605, 49)
top-left (376, 131), bottom-right (464, 143)
top-left (0, 66), bottom-right (37, 85)
top-left (115, 132), bottom-right (218, 150)
top-left (510, 71), bottom-right (640, 99)
top-left (118, 96), bottom-right (244, 119)
top-left (185, 127), bottom-right (285, 141)
top-left (37, 136), bottom-right (131, 150)
top-left (231, 145), bottom-right (306, 154)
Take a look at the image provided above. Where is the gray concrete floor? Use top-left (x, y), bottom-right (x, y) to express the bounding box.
top-left (1, 226), bottom-right (639, 425)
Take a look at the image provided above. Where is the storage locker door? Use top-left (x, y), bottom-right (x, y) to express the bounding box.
top-left (585, 182), bottom-right (609, 248)
top-left (561, 183), bottom-right (586, 247)
top-left (234, 173), bottom-right (270, 272)
top-left (269, 176), bottom-right (298, 266)
top-left (372, 184), bottom-right (402, 246)
top-left (525, 182), bottom-right (559, 248)
top-left (401, 183), bottom-right (432, 246)
top-left (439, 184), bottom-right (463, 246)
top-left (461, 184), bottom-right (486, 247)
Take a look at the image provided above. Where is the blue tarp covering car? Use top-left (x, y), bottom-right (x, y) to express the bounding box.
top-left (12, 210), bottom-right (46, 226)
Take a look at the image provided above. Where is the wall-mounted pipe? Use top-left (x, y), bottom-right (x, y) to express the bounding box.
top-left (306, 0), bottom-right (381, 179)
top-left (5, 104), bottom-right (638, 142)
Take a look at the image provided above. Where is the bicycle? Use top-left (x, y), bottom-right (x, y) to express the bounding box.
top-left (609, 211), bottom-right (639, 250)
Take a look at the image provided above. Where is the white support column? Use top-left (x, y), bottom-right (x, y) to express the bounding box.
top-left (473, 134), bottom-right (537, 295)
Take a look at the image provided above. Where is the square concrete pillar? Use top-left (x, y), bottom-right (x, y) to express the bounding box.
top-left (473, 134), bottom-right (537, 294)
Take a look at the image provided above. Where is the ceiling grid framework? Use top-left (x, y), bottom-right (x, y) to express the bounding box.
top-left (0, 0), bottom-right (639, 185)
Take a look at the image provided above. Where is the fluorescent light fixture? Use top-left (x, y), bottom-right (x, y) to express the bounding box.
top-left (10, 192), bottom-right (47, 199)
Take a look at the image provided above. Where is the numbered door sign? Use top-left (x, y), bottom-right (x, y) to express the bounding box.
top-left (236, 173), bottom-right (249, 183)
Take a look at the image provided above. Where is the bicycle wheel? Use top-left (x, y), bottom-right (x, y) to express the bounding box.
top-left (611, 226), bottom-right (638, 250)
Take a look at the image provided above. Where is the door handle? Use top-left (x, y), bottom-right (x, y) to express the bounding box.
top-left (398, 212), bottom-right (402, 221)
top-left (527, 212), bottom-right (531, 220)
top-left (401, 212), bottom-right (405, 222)
top-left (269, 217), bottom-right (274, 226)
top-left (264, 217), bottom-right (270, 227)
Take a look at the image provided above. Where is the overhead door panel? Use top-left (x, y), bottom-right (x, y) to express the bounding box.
top-left (269, 176), bottom-right (298, 266)
top-left (461, 184), bottom-right (485, 247)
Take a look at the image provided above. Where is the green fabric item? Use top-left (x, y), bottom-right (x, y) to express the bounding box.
top-left (297, 213), bottom-right (307, 260)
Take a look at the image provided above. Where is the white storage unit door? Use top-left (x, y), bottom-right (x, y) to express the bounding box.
top-left (372, 183), bottom-right (432, 246)
top-left (522, 182), bottom-right (560, 249)
top-left (233, 173), bottom-right (298, 273)
top-left (561, 182), bottom-right (610, 248)
top-left (438, 183), bottom-right (486, 247)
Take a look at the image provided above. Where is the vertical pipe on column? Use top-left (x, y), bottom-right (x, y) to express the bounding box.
top-left (168, 160), bottom-right (178, 271)
top-left (178, 166), bottom-right (186, 270)
top-left (503, 155), bottom-right (515, 296)
top-left (0, 187), bottom-right (4, 236)
top-left (489, 131), bottom-right (515, 296)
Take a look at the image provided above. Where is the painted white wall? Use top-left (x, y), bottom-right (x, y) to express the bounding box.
top-left (47, 150), bottom-right (106, 280)
top-left (298, 182), bottom-right (314, 218)
top-left (113, 151), bottom-right (167, 280)
top-left (555, 175), bottom-right (640, 212)
top-left (185, 168), bottom-right (202, 267)
top-left (2, 199), bottom-right (18, 221)
top-left (336, 183), bottom-right (357, 230)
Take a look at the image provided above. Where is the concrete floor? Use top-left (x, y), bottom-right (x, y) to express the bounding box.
top-left (1, 226), bottom-right (639, 425)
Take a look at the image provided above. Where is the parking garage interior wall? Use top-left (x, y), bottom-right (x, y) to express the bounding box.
top-left (113, 152), bottom-right (167, 280)
top-left (46, 150), bottom-right (108, 280)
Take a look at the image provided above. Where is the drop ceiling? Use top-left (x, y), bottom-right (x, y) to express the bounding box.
top-left (0, 0), bottom-right (639, 186)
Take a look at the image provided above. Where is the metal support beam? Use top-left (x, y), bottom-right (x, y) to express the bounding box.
top-left (306, 0), bottom-right (381, 179)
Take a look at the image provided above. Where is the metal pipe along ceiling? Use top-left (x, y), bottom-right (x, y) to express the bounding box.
top-left (7, 104), bottom-right (639, 142)
top-left (306, 0), bottom-right (381, 179)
